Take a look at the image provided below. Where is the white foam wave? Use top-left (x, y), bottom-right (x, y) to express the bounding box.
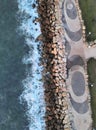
top-left (17, 0), bottom-right (46, 130)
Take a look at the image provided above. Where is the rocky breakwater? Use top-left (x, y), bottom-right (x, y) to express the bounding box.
top-left (38, 0), bottom-right (70, 130)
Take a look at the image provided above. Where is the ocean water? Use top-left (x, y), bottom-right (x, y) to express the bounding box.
top-left (0, 0), bottom-right (46, 130)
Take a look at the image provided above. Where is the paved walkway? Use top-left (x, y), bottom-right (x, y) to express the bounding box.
top-left (84, 46), bottom-right (96, 60)
top-left (61, 0), bottom-right (92, 129)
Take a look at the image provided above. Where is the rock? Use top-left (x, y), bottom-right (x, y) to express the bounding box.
top-left (32, 3), bottom-right (36, 8)
top-left (35, 34), bottom-right (43, 42)
top-left (38, 0), bottom-right (70, 129)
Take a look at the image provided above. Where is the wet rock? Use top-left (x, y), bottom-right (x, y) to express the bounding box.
top-left (38, 0), bottom-right (70, 129)
top-left (32, 3), bottom-right (36, 8)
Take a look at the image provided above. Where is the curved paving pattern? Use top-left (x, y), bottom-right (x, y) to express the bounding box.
top-left (64, 0), bottom-right (81, 32)
top-left (67, 55), bottom-right (85, 69)
top-left (62, 0), bottom-right (82, 42)
top-left (65, 40), bottom-right (71, 55)
top-left (71, 71), bottom-right (85, 96)
top-left (69, 66), bottom-right (88, 103)
top-left (66, 0), bottom-right (77, 19)
top-left (61, 0), bottom-right (92, 129)
top-left (70, 95), bottom-right (89, 114)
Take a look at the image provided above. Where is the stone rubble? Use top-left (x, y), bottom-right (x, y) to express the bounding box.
top-left (38, 0), bottom-right (71, 130)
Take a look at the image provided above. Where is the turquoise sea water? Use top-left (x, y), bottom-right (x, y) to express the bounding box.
top-left (0, 0), bottom-right (46, 130)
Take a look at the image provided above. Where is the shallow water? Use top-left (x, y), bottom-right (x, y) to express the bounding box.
top-left (0, 0), bottom-right (46, 130)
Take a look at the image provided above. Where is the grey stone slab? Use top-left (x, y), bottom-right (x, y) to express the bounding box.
top-left (70, 95), bottom-right (89, 114)
top-left (66, 0), bottom-right (77, 19)
top-left (62, 1), bottom-right (82, 42)
top-left (65, 40), bottom-right (71, 55)
top-left (71, 71), bottom-right (85, 96)
top-left (67, 55), bottom-right (85, 69)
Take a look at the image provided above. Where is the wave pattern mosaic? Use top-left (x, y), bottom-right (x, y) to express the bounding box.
top-left (61, 0), bottom-right (92, 129)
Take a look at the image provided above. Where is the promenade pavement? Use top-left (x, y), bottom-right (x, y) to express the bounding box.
top-left (60, 0), bottom-right (92, 129)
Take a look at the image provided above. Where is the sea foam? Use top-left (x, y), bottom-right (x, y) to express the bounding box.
top-left (17, 0), bottom-right (46, 130)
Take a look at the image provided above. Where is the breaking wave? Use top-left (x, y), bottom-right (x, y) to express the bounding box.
top-left (17, 0), bottom-right (46, 130)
